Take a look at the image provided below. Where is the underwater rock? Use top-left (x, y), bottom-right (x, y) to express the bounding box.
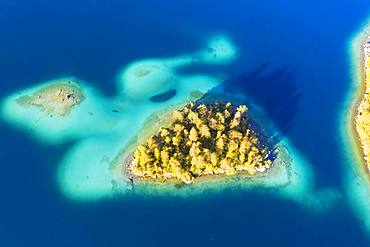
top-left (150, 89), bottom-right (177, 102)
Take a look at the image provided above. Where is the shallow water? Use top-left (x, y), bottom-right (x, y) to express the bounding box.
top-left (1, 0), bottom-right (370, 246)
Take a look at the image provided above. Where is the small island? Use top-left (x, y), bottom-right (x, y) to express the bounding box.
top-left (354, 37), bottom-right (370, 173)
top-left (16, 80), bottom-right (84, 116)
top-left (126, 102), bottom-right (273, 184)
top-left (2, 35), bottom-right (318, 206)
top-left (343, 22), bottom-right (370, 233)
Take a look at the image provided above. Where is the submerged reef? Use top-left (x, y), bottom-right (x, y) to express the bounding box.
top-left (355, 37), bottom-right (370, 173)
top-left (128, 102), bottom-right (273, 184)
top-left (16, 80), bottom-right (84, 116)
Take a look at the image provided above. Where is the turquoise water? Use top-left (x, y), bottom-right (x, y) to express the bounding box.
top-left (1, 0), bottom-right (370, 246)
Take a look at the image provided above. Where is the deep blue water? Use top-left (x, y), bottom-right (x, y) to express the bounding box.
top-left (1, 0), bottom-right (370, 246)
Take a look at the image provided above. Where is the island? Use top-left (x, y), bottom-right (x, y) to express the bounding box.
top-left (343, 21), bottom-right (370, 233)
top-left (15, 80), bottom-right (84, 116)
top-left (125, 102), bottom-right (273, 184)
top-left (1, 34), bottom-right (324, 210)
top-left (354, 37), bottom-right (370, 174)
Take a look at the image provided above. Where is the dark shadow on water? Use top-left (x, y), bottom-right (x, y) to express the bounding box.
top-left (198, 63), bottom-right (302, 149)
top-left (224, 63), bottom-right (302, 135)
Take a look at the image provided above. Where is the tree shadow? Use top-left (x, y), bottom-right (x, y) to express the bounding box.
top-left (226, 63), bottom-right (302, 134)
top-left (199, 63), bottom-right (302, 147)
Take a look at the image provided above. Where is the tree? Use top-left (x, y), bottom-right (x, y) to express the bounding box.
top-left (129, 102), bottom-right (273, 184)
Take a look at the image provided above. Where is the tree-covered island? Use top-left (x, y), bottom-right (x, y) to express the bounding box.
top-left (126, 102), bottom-right (274, 184)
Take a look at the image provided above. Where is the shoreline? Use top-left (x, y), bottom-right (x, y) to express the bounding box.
top-left (112, 98), bottom-right (291, 188)
top-left (122, 143), bottom-right (290, 187)
top-left (340, 16), bottom-right (370, 233)
top-left (348, 24), bottom-right (370, 181)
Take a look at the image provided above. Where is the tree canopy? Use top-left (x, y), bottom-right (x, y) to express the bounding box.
top-left (130, 102), bottom-right (273, 184)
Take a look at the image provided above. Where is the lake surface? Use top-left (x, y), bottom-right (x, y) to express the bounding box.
top-left (1, 0), bottom-right (370, 246)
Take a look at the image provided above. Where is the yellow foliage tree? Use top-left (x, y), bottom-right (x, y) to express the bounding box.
top-left (129, 102), bottom-right (273, 184)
